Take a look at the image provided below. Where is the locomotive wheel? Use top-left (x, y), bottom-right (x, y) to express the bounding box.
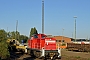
top-left (33, 51), bottom-right (41, 58)
top-left (36, 51), bottom-right (41, 58)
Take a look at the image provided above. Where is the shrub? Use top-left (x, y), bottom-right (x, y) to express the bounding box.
top-left (0, 41), bottom-right (10, 59)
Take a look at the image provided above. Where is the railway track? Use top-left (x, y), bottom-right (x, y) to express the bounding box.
top-left (10, 52), bottom-right (59, 60)
top-left (10, 51), bottom-right (22, 60)
top-left (9, 51), bottom-right (43, 60)
top-left (8, 47), bottom-right (90, 60)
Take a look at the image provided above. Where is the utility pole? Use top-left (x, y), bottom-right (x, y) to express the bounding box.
top-left (61, 28), bottom-right (64, 45)
top-left (74, 16), bottom-right (77, 42)
top-left (42, 0), bottom-right (44, 34)
top-left (16, 20), bottom-right (18, 40)
top-left (72, 32), bottom-right (73, 39)
top-left (7, 27), bottom-right (8, 33)
top-left (7, 27), bottom-right (8, 39)
top-left (87, 36), bottom-right (88, 42)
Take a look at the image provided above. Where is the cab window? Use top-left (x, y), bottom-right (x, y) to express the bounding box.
top-left (42, 35), bottom-right (45, 38)
top-left (34, 35), bottom-right (38, 38)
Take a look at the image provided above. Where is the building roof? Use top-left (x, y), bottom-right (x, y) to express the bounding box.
top-left (54, 36), bottom-right (71, 39)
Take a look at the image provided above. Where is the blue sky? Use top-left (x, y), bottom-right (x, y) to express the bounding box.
top-left (0, 0), bottom-right (90, 39)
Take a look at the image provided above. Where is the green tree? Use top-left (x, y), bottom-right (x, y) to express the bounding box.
top-left (0, 41), bottom-right (10, 59)
top-left (0, 29), bottom-right (10, 59)
top-left (19, 35), bottom-right (28, 43)
top-left (16, 31), bottom-right (20, 40)
top-left (0, 30), bottom-right (7, 42)
top-left (7, 31), bottom-right (16, 39)
top-left (30, 27), bottom-right (38, 37)
top-left (7, 31), bottom-right (28, 43)
top-left (7, 31), bottom-right (20, 40)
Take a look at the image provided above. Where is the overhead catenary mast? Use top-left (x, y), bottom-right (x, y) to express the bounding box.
top-left (42, 0), bottom-right (44, 34)
top-left (74, 16), bottom-right (77, 42)
top-left (16, 20), bottom-right (18, 40)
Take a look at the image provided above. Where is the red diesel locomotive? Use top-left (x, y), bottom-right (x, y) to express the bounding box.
top-left (27, 34), bottom-right (61, 59)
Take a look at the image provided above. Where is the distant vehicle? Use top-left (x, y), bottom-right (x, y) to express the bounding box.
top-left (27, 34), bottom-right (61, 59)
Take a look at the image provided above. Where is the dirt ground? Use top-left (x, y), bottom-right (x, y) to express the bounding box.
top-left (10, 49), bottom-right (90, 60)
top-left (61, 49), bottom-right (90, 60)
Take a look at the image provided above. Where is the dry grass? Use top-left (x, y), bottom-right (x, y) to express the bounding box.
top-left (61, 49), bottom-right (90, 60)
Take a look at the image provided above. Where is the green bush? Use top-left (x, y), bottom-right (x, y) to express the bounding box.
top-left (0, 41), bottom-right (10, 59)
